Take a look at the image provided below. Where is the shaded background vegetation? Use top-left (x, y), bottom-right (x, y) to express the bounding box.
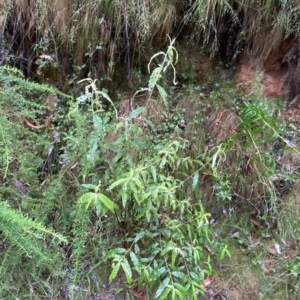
top-left (1, 0), bottom-right (300, 89)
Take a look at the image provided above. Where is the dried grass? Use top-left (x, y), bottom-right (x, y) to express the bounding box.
top-left (4, 0), bottom-right (300, 79)
top-left (207, 109), bottom-right (237, 143)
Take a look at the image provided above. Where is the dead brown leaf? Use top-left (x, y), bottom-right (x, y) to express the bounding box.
top-left (204, 276), bottom-right (212, 287)
top-left (251, 219), bottom-right (263, 228)
top-left (261, 263), bottom-right (269, 274)
top-left (268, 248), bottom-right (277, 255)
top-left (249, 236), bottom-right (261, 248)
top-left (130, 289), bottom-right (148, 300)
top-left (21, 115), bottom-right (40, 129)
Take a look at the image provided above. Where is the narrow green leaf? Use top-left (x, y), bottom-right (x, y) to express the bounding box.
top-left (130, 251), bottom-right (141, 273)
top-left (161, 243), bottom-right (173, 256)
top-left (141, 192), bottom-right (151, 201)
top-left (109, 178), bottom-right (128, 190)
top-left (98, 193), bottom-right (118, 213)
top-left (134, 88), bottom-right (149, 98)
top-left (109, 262), bottom-right (121, 283)
top-left (151, 165), bottom-right (157, 183)
top-left (155, 266), bottom-right (167, 279)
top-left (190, 271), bottom-right (203, 282)
top-left (171, 250), bottom-right (177, 269)
top-left (159, 286), bottom-right (171, 300)
top-left (155, 277), bottom-right (170, 299)
top-left (95, 199), bottom-right (102, 216)
top-left (106, 248), bottom-right (126, 257)
top-left (174, 284), bottom-right (185, 299)
top-left (133, 232), bottom-right (145, 243)
top-left (192, 172), bottom-right (199, 190)
top-left (79, 192), bottom-right (95, 204)
top-left (121, 259), bottom-right (132, 284)
top-left (172, 271), bottom-right (187, 280)
top-left (122, 189), bottom-right (128, 208)
top-left (132, 177), bottom-right (144, 189)
top-left (129, 107), bottom-right (145, 119)
top-left (79, 192), bottom-right (95, 211)
top-left (81, 184), bottom-right (96, 190)
top-left (157, 84), bottom-right (168, 107)
top-left (140, 257), bottom-right (152, 263)
top-left (93, 114), bottom-right (102, 130)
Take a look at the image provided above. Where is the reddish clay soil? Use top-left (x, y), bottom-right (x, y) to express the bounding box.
top-left (235, 59), bottom-right (287, 99)
top-left (235, 37), bottom-right (296, 99)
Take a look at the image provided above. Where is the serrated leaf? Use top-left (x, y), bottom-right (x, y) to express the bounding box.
top-left (129, 107), bottom-right (145, 119)
top-left (98, 193), bottom-right (118, 213)
top-left (134, 243), bottom-right (140, 253)
top-left (155, 277), bottom-right (170, 299)
top-left (129, 181), bottom-right (138, 195)
top-left (174, 282), bottom-right (189, 293)
top-left (140, 257), bottom-right (152, 263)
top-left (109, 262), bottom-right (121, 283)
top-left (133, 232), bottom-right (145, 243)
top-left (192, 172), bottom-right (199, 190)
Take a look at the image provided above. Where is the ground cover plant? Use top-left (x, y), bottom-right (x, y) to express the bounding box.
top-left (1, 37), bottom-right (300, 299)
top-left (1, 1), bottom-right (300, 299)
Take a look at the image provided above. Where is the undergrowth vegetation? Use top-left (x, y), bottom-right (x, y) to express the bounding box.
top-left (2, 0), bottom-right (300, 85)
top-left (1, 32), bottom-right (300, 299)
